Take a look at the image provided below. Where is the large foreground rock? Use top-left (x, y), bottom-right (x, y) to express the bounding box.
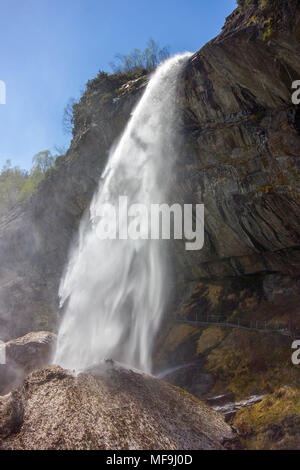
top-left (0, 363), bottom-right (237, 450)
top-left (0, 331), bottom-right (56, 395)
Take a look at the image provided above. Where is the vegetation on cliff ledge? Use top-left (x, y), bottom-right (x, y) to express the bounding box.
top-left (0, 150), bottom-right (58, 214)
top-left (63, 39), bottom-right (169, 138)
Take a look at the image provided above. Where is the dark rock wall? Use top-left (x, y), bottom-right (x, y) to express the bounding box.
top-left (153, 0), bottom-right (300, 402)
top-left (174, 1), bottom-right (300, 283)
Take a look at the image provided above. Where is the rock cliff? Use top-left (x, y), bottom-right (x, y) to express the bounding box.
top-left (174, 0), bottom-right (300, 281)
top-left (153, 0), bottom-right (300, 399)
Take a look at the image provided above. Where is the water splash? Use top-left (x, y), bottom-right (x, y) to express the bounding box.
top-left (54, 53), bottom-right (191, 372)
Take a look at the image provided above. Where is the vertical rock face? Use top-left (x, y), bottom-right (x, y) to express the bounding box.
top-left (154, 0), bottom-right (300, 416)
top-left (173, 0), bottom-right (300, 281)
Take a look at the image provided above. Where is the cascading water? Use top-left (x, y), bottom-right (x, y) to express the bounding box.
top-left (54, 53), bottom-right (191, 372)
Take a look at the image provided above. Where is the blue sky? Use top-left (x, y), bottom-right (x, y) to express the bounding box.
top-left (0, 0), bottom-right (236, 170)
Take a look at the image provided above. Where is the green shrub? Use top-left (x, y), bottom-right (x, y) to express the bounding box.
top-left (0, 150), bottom-right (58, 213)
top-left (110, 39), bottom-right (170, 74)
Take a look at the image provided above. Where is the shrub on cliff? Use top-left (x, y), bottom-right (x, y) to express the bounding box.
top-left (236, 0), bottom-right (281, 12)
top-left (0, 161), bottom-right (28, 213)
top-left (0, 150), bottom-right (57, 213)
top-left (110, 38), bottom-right (170, 74)
top-left (62, 39), bottom-right (169, 137)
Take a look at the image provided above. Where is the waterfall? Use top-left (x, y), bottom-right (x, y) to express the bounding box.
top-left (54, 53), bottom-right (191, 372)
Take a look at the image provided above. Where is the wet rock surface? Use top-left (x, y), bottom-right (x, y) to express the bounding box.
top-left (0, 363), bottom-right (237, 450)
top-left (207, 393), bottom-right (266, 422)
top-left (157, 362), bottom-right (215, 399)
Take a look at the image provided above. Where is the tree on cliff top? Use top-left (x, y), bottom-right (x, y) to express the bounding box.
top-left (110, 38), bottom-right (170, 74)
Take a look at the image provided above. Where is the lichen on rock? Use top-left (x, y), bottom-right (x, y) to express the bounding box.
top-left (0, 364), bottom-right (237, 450)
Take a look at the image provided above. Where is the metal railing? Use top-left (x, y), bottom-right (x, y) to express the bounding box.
top-left (174, 313), bottom-right (295, 337)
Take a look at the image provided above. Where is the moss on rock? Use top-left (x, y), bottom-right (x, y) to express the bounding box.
top-left (234, 387), bottom-right (300, 449)
top-left (197, 327), bottom-right (226, 355)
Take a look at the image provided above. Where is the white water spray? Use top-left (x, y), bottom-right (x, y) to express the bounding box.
top-left (54, 53), bottom-right (191, 372)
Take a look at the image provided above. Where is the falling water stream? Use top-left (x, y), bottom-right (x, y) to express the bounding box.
top-left (54, 53), bottom-right (191, 372)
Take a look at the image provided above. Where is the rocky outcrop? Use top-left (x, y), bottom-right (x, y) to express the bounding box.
top-left (0, 363), bottom-right (237, 450)
top-left (0, 331), bottom-right (56, 395)
top-left (0, 392), bottom-right (23, 440)
top-left (233, 386), bottom-right (300, 449)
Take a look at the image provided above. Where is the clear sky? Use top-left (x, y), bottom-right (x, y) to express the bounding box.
top-left (0, 0), bottom-right (236, 170)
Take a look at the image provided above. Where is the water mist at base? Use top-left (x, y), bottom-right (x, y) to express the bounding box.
top-left (54, 53), bottom-right (191, 372)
